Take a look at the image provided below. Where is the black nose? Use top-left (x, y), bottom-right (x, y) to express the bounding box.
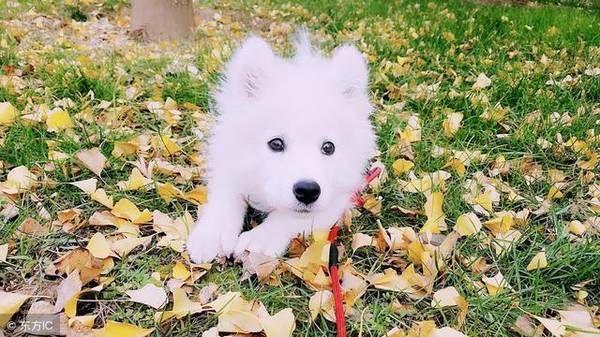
top-left (293, 180), bottom-right (321, 205)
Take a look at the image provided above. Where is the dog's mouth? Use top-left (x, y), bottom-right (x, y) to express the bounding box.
top-left (293, 206), bottom-right (314, 214)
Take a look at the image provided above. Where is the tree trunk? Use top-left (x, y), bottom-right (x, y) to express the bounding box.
top-left (131, 0), bottom-right (195, 41)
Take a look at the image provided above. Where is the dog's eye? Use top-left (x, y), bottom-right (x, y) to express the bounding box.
top-left (268, 138), bottom-right (285, 152)
top-left (321, 141), bottom-right (335, 155)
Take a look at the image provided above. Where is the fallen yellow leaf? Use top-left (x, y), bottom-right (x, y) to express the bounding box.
top-left (472, 72), bottom-right (492, 89)
top-left (54, 270), bottom-right (82, 314)
top-left (93, 320), bottom-right (154, 337)
top-left (0, 291), bottom-right (30, 328)
top-left (482, 272), bottom-right (510, 295)
top-left (46, 107), bottom-right (74, 132)
top-left (259, 307), bottom-right (296, 337)
top-left (86, 232), bottom-right (113, 259)
top-left (111, 236), bottom-right (152, 257)
top-left (0, 165), bottom-right (37, 194)
top-left (454, 212), bottom-right (482, 236)
top-left (309, 290), bottom-right (335, 322)
top-left (156, 183), bottom-right (183, 202)
top-left (421, 191), bottom-right (446, 233)
top-left (183, 185), bottom-right (208, 205)
top-left (532, 316), bottom-right (565, 337)
top-left (392, 158), bottom-right (414, 175)
top-left (0, 101), bottom-right (18, 126)
top-left (152, 134), bottom-right (181, 156)
top-left (526, 251), bottom-right (548, 271)
top-left (117, 168), bottom-right (152, 191)
top-left (111, 198), bottom-right (153, 224)
top-left (172, 261), bottom-right (191, 280)
top-left (0, 243), bottom-right (7, 262)
top-left (443, 112), bottom-right (463, 137)
top-left (351, 233), bottom-right (375, 252)
top-left (91, 188), bottom-right (114, 208)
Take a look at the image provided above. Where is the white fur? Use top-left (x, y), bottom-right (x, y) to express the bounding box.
top-left (187, 32), bottom-right (375, 263)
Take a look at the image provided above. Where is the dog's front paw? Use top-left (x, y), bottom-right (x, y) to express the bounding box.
top-left (234, 226), bottom-right (291, 258)
top-left (187, 222), bottom-right (239, 263)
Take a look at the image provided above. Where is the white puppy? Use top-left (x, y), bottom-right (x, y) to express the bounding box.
top-left (187, 32), bottom-right (375, 263)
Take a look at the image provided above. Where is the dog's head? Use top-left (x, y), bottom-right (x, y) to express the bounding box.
top-left (214, 33), bottom-right (375, 215)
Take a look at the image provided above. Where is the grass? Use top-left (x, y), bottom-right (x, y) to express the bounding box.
top-left (0, 0), bottom-right (599, 336)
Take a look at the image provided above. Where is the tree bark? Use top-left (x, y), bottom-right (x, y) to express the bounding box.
top-left (131, 0), bottom-right (195, 41)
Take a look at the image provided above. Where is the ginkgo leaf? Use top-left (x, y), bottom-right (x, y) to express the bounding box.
top-left (421, 191), bottom-right (446, 233)
top-left (0, 101), bottom-right (18, 126)
top-left (54, 270), bottom-right (82, 314)
top-left (433, 327), bottom-right (468, 337)
top-left (172, 261), bottom-right (191, 280)
top-left (0, 291), bottom-right (30, 328)
top-left (86, 232), bottom-right (114, 259)
top-left (156, 183), bottom-right (183, 202)
top-left (558, 307), bottom-right (600, 337)
top-left (431, 287), bottom-right (462, 307)
top-left (70, 178), bottom-right (98, 195)
top-left (126, 283), bottom-right (167, 309)
top-left (482, 272), bottom-right (511, 295)
top-left (111, 198), bottom-right (153, 224)
top-left (153, 211), bottom-right (193, 252)
top-left (76, 148), bottom-right (107, 176)
top-left (155, 288), bottom-right (206, 323)
top-left (151, 134), bottom-right (181, 156)
top-left (431, 287), bottom-right (468, 327)
top-left (0, 243), bottom-right (7, 262)
top-left (363, 194), bottom-right (382, 216)
top-left (568, 220), bottom-right (587, 235)
top-left (526, 251), bottom-right (548, 271)
top-left (309, 290), bottom-right (335, 322)
top-left (218, 310), bottom-right (263, 333)
top-left (206, 292), bottom-right (243, 314)
top-left (454, 212), bottom-right (482, 236)
top-left (0, 166), bottom-right (37, 194)
top-left (398, 115), bottom-right (422, 143)
top-left (472, 192), bottom-right (494, 213)
top-left (351, 233), bottom-right (375, 252)
top-left (443, 112), bottom-right (463, 137)
top-left (112, 236), bottom-right (152, 257)
top-left (93, 320), bottom-right (154, 337)
top-left (484, 213), bottom-right (514, 235)
top-left (70, 315), bottom-right (97, 328)
top-left (392, 159), bottom-right (414, 175)
top-left (91, 188), bottom-right (114, 208)
top-left (46, 108), bottom-right (74, 132)
top-left (182, 186), bottom-right (208, 205)
top-left (202, 327), bottom-right (219, 337)
top-left (472, 72), bottom-right (492, 89)
top-left (259, 308), bottom-right (296, 337)
top-left (117, 168), bottom-right (152, 191)
top-left (533, 316), bottom-right (566, 337)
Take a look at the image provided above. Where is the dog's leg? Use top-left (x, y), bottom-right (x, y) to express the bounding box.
top-left (187, 189), bottom-right (246, 263)
top-left (234, 206), bottom-right (346, 258)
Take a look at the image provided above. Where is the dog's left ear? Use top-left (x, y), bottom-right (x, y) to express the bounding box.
top-left (224, 36), bottom-right (276, 100)
top-left (331, 45), bottom-right (369, 99)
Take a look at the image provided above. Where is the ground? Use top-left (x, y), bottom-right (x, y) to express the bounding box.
top-left (0, 0), bottom-right (599, 336)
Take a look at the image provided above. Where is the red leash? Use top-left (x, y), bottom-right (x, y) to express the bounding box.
top-left (327, 166), bottom-right (381, 337)
top-left (328, 225), bottom-right (346, 337)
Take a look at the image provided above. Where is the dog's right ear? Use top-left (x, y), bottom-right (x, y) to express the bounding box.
top-left (224, 36), bottom-right (275, 100)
